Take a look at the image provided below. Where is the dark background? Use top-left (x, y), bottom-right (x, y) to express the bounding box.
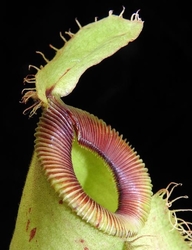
top-left (4, 1), bottom-right (191, 248)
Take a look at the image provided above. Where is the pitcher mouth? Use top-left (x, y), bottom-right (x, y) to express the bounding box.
top-left (35, 96), bottom-right (152, 238)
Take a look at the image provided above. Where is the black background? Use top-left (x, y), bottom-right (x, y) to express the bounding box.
top-left (4, 1), bottom-right (191, 248)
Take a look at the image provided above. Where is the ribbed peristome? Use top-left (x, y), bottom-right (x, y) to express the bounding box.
top-left (35, 97), bottom-right (152, 238)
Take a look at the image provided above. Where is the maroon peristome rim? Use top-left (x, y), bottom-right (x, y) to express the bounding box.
top-left (35, 97), bottom-right (152, 238)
